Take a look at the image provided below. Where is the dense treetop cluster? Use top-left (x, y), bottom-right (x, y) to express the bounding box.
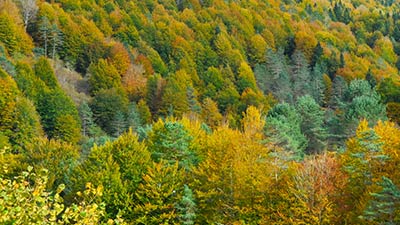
top-left (1, 0), bottom-right (400, 224)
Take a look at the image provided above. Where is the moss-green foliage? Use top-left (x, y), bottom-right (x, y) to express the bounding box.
top-left (88, 59), bottom-right (122, 95)
top-left (10, 97), bottom-right (43, 150)
top-left (15, 60), bottom-right (81, 143)
top-left (160, 71), bottom-right (191, 117)
top-left (53, 114), bottom-right (81, 143)
top-left (23, 138), bottom-right (79, 190)
top-left (71, 131), bottom-right (151, 220)
top-left (265, 102), bottom-right (307, 160)
top-left (37, 88), bottom-right (81, 143)
top-left (147, 119), bottom-right (197, 170)
top-left (0, 68), bottom-right (43, 152)
top-left (14, 63), bottom-right (40, 100)
top-left (90, 88), bottom-right (129, 135)
top-left (34, 57), bottom-right (59, 89)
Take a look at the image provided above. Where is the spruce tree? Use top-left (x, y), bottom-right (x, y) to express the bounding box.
top-left (296, 95), bottom-right (327, 154)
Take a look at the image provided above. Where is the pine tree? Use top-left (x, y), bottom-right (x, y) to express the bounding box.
top-left (311, 42), bottom-right (323, 69)
top-left (265, 103), bottom-right (307, 160)
top-left (148, 120), bottom-right (196, 170)
top-left (38, 16), bottom-right (51, 57)
top-left (329, 75), bottom-right (348, 110)
top-left (255, 48), bottom-right (292, 102)
top-left (186, 86), bottom-right (201, 114)
top-left (127, 102), bottom-right (142, 131)
top-left (113, 110), bottom-right (127, 137)
top-left (362, 177), bottom-right (400, 224)
top-left (310, 63), bottom-right (325, 105)
top-left (177, 185), bottom-right (197, 225)
top-left (365, 69), bottom-right (377, 88)
top-left (266, 48), bottom-right (292, 102)
top-left (345, 80), bottom-right (387, 130)
top-left (49, 24), bottom-right (62, 62)
top-left (78, 101), bottom-right (95, 137)
top-left (296, 95), bottom-right (327, 154)
top-left (90, 88), bottom-right (129, 135)
top-left (291, 50), bottom-right (312, 99)
top-left (340, 121), bottom-right (388, 223)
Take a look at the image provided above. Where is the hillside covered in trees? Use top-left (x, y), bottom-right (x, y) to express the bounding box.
top-left (1, 0), bottom-right (400, 223)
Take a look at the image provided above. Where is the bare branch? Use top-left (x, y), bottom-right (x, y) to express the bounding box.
top-left (19, 0), bottom-right (38, 30)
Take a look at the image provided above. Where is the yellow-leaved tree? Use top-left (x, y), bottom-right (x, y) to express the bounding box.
top-left (339, 120), bottom-right (400, 224)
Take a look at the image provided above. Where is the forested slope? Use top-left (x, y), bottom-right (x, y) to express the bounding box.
top-left (1, 0), bottom-right (400, 224)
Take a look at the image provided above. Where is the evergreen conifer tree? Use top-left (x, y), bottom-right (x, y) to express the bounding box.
top-left (127, 102), bottom-right (142, 131)
top-left (296, 95), bottom-right (327, 154)
top-left (177, 185), bottom-right (197, 225)
top-left (362, 177), bottom-right (400, 224)
top-left (78, 101), bottom-right (95, 137)
top-left (291, 50), bottom-right (312, 99)
top-left (265, 103), bottom-right (307, 160)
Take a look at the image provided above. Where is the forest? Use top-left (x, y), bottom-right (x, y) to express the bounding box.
top-left (1, 0), bottom-right (400, 224)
